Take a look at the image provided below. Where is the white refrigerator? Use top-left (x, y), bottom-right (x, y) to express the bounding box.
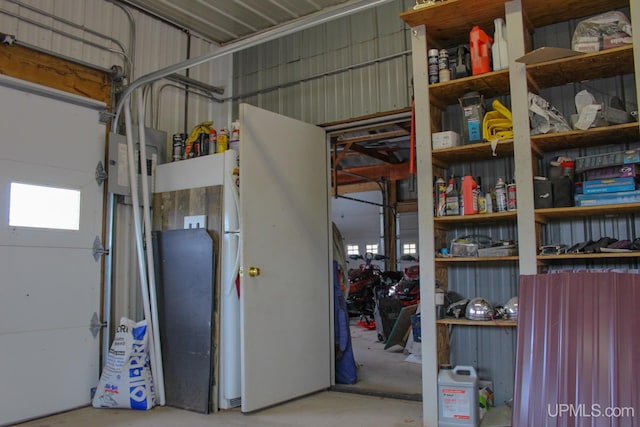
top-left (154, 150), bottom-right (242, 409)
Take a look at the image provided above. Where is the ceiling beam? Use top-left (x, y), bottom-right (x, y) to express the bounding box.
top-left (115, 0), bottom-right (396, 127)
top-left (333, 181), bottom-right (381, 195)
top-left (347, 143), bottom-right (401, 164)
top-left (334, 128), bottom-right (409, 145)
top-left (336, 163), bottom-right (409, 185)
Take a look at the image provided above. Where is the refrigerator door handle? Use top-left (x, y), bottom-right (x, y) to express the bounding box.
top-left (226, 232), bottom-right (240, 296)
top-left (226, 169), bottom-right (240, 228)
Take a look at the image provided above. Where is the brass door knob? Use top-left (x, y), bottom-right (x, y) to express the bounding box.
top-left (248, 266), bottom-right (261, 277)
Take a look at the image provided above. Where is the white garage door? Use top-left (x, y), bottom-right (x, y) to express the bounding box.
top-left (0, 75), bottom-right (106, 425)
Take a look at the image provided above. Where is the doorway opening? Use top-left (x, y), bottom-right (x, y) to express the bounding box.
top-left (324, 110), bottom-right (420, 400)
top-left (331, 190), bottom-right (421, 400)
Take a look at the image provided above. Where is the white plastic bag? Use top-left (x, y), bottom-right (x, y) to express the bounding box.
top-left (92, 317), bottom-right (156, 410)
top-left (528, 93), bottom-right (571, 135)
top-left (572, 11), bottom-right (632, 52)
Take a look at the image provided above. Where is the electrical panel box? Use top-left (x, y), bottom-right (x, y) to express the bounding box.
top-left (108, 128), bottom-right (167, 201)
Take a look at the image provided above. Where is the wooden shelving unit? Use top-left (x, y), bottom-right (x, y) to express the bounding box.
top-left (436, 256), bottom-right (519, 263)
top-left (432, 139), bottom-right (514, 167)
top-left (535, 203), bottom-right (640, 223)
top-left (522, 0), bottom-right (630, 28)
top-left (526, 45), bottom-right (635, 90)
top-left (434, 210), bottom-right (517, 227)
top-left (531, 123), bottom-right (640, 155)
top-left (538, 252), bottom-right (640, 262)
top-left (429, 69), bottom-right (510, 107)
top-left (400, 1), bottom-right (637, 422)
top-left (400, 0), bottom-right (507, 47)
top-left (437, 318), bottom-right (517, 327)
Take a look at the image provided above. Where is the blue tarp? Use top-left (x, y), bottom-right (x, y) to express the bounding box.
top-left (333, 261), bottom-right (357, 384)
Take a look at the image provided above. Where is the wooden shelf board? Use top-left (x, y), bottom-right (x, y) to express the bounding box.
top-left (436, 256), bottom-right (519, 263)
top-left (437, 318), bottom-right (517, 327)
top-left (400, 0), bottom-right (628, 45)
top-left (434, 211), bottom-right (517, 227)
top-left (429, 70), bottom-right (511, 107)
top-left (531, 122), bottom-right (640, 154)
top-left (538, 252), bottom-right (640, 261)
top-left (527, 46), bottom-right (634, 90)
top-left (399, 0), bottom-right (506, 47)
top-left (523, 0), bottom-right (630, 29)
top-left (535, 203), bottom-right (640, 222)
top-left (433, 139), bottom-right (514, 165)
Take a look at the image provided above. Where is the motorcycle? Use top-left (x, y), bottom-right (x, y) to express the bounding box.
top-left (391, 255), bottom-right (420, 307)
top-left (346, 252), bottom-right (388, 322)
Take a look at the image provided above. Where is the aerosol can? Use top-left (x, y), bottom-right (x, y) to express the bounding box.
top-left (495, 177), bottom-right (508, 212)
top-left (435, 177), bottom-right (447, 217)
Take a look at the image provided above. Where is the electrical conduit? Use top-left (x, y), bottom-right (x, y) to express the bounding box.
top-left (123, 94), bottom-right (165, 406)
top-left (135, 90), bottom-right (166, 406)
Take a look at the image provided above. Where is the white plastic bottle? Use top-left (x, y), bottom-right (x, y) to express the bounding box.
top-left (492, 18), bottom-right (508, 71)
top-left (438, 365), bottom-right (480, 427)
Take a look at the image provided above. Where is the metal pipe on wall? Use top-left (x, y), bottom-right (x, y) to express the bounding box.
top-left (135, 90), bottom-right (166, 405)
top-left (112, 0), bottom-right (395, 132)
top-left (226, 50), bottom-right (412, 103)
top-left (153, 83), bottom-right (222, 129)
top-left (123, 95), bottom-right (165, 405)
top-left (0, 3), bottom-right (132, 78)
top-left (105, 0), bottom-right (136, 79)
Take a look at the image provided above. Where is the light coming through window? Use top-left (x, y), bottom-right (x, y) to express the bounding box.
top-left (9, 182), bottom-right (81, 230)
top-left (403, 243), bottom-right (417, 255)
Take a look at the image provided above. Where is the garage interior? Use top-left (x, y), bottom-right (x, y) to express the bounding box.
top-left (1, 0), bottom-right (639, 426)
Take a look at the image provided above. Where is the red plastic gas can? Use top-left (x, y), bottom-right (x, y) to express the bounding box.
top-left (470, 26), bottom-right (493, 76)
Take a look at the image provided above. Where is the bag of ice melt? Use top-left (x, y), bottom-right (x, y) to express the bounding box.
top-left (92, 317), bottom-right (156, 410)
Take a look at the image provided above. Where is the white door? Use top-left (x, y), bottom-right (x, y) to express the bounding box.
top-left (239, 104), bottom-right (331, 412)
top-left (0, 76), bottom-right (106, 425)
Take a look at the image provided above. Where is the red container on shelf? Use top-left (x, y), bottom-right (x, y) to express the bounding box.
top-left (470, 26), bottom-right (493, 76)
top-left (462, 175), bottom-right (479, 215)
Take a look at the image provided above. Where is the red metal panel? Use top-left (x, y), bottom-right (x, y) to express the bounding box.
top-left (513, 272), bottom-right (640, 427)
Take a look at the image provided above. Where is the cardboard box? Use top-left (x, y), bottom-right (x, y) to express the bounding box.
top-left (583, 177), bottom-right (636, 194)
top-left (575, 148), bottom-right (640, 173)
top-left (573, 36), bottom-right (601, 52)
top-left (575, 190), bottom-right (640, 207)
top-left (479, 380), bottom-right (494, 420)
top-left (477, 244), bottom-right (518, 257)
top-left (585, 165), bottom-right (638, 180)
top-left (432, 131), bottom-right (461, 150)
top-left (603, 32), bottom-right (632, 50)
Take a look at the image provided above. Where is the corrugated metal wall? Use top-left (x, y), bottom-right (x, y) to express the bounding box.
top-left (231, 0), bottom-right (414, 125)
top-left (0, 0), bottom-right (216, 144)
top-left (514, 272), bottom-right (640, 426)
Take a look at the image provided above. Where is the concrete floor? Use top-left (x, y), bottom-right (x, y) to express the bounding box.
top-left (336, 319), bottom-right (422, 398)
top-left (13, 392), bottom-right (423, 427)
top-left (13, 320), bottom-right (425, 427)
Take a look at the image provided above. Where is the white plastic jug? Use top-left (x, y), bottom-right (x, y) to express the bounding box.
top-left (492, 18), bottom-right (508, 71)
top-left (438, 365), bottom-right (480, 427)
